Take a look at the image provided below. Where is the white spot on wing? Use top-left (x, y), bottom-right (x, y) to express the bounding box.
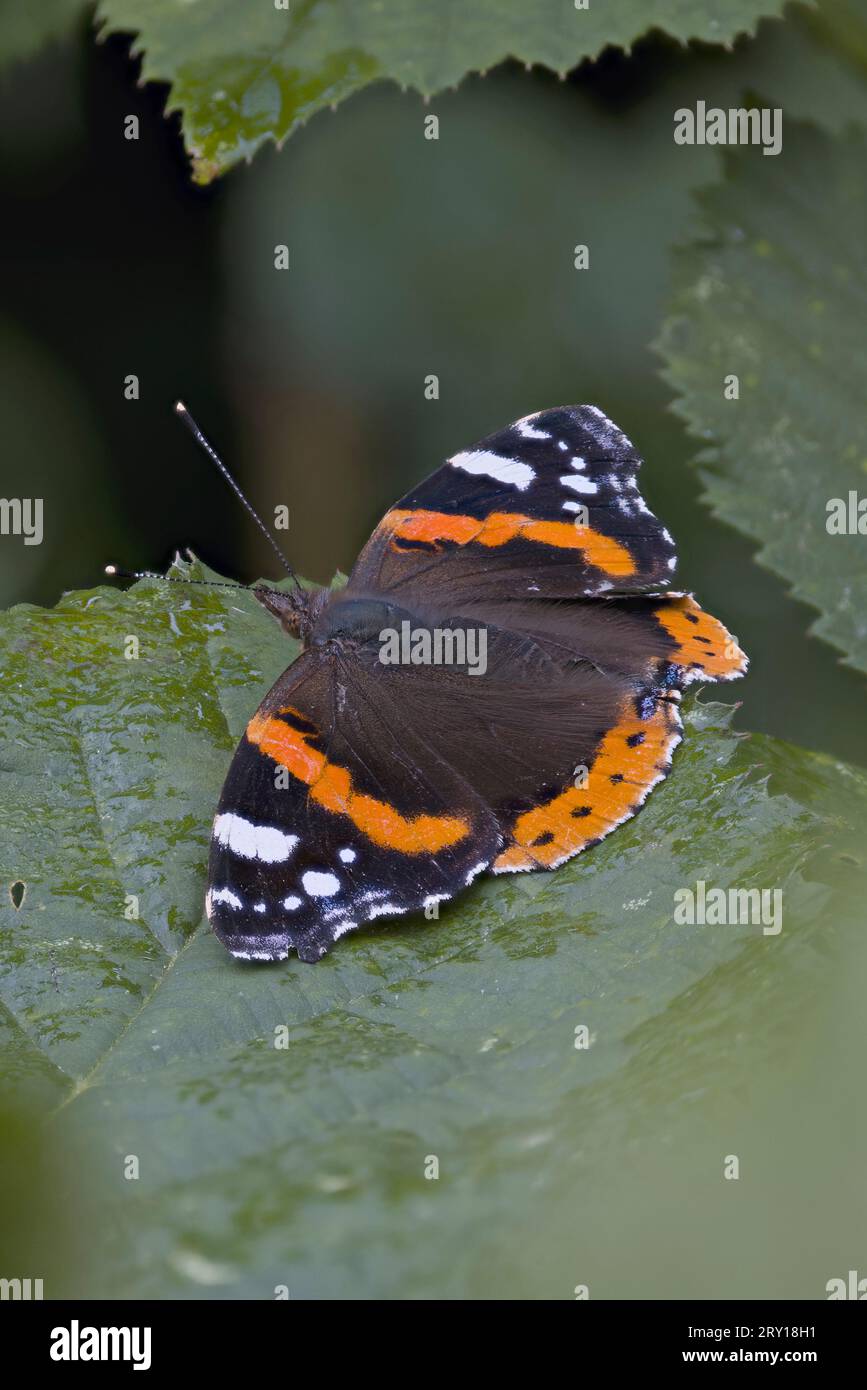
top-left (424, 892), bottom-right (450, 908)
top-left (450, 448), bottom-right (534, 491)
top-left (227, 931), bottom-right (292, 961)
top-left (302, 870), bottom-right (341, 898)
top-left (233, 945), bottom-right (290, 962)
top-left (561, 474), bottom-right (598, 496)
top-left (207, 886), bottom-right (243, 913)
top-left (282, 895), bottom-right (302, 911)
top-left (338, 847), bottom-right (357, 863)
top-left (580, 404), bottom-right (637, 455)
top-left (213, 812), bottom-right (298, 864)
top-left (515, 420), bottom-right (550, 441)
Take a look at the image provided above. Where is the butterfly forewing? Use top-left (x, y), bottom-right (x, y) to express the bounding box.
top-left (349, 405), bottom-right (677, 601)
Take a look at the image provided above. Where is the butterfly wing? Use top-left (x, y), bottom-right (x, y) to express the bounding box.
top-left (360, 593), bottom-right (745, 877)
top-left (472, 594), bottom-right (747, 874)
top-left (348, 405), bottom-right (677, 602)
top-left (206, 647), bottom-right (500, 962)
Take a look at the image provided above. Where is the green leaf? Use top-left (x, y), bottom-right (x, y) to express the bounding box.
top-left (2, 561), bottom-right (865, 1296)
top-left (95, 0), bottom-right (790, 183)
top-left (657, 122), bottom-right (867, 676)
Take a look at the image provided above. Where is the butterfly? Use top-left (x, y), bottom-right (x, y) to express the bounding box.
top-left (204, 405), bottom-right (747, 962)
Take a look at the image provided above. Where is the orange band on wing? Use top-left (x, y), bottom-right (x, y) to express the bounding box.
top-left (654, 595), bottom-right (747, 678)
top-left (493, 700), bottom-right (679, 872)
top-left (246, 711), bottom-right (471, 854)
top-left (384, 509), bottom-right (637, 578)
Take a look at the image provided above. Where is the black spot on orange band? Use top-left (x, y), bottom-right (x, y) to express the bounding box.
top-left (493, 699), bottom-right (679, 872)
top-left (654, 595), bottom-right (747, 678)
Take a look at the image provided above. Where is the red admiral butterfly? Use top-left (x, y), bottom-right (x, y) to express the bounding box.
top-left (162, 404), bottom-right (747, 963)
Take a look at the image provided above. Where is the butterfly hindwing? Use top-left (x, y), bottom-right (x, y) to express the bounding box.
top-left (355, 593), bottom-right (743, 878)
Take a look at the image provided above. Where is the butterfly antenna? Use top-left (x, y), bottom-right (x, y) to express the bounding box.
top-left (174, 400), bottom-right (301, 591)
top-left (104, 565), bottom-right (286, 599)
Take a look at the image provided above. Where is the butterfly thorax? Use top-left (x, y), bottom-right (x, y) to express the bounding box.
top-left (312, 592), bottom-right (416, 649)
top-left (254, 582), bottom-right (418, 653)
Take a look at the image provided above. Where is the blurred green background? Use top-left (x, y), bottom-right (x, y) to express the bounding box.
top-left (1, 11), bottom-right (865, 765)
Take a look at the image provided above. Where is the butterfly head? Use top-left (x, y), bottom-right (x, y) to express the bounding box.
top-left (253, 583), bottom-right (325, 645)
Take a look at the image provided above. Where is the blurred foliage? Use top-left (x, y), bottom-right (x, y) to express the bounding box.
top-left (0, 1097), bottom-right (95, 1295)
top-left (658, 123), bottom-right (867, 675)
top-left (97, 0), bottom-right (790, 182)
top-left (735, 0), bottom-right (867, 122)
top-left (0, 0), bottom-right (90, 68)
top-left (0, 561), bottom-right (864, 1297)
top-left (0, 320), bottom-right (112, 610)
